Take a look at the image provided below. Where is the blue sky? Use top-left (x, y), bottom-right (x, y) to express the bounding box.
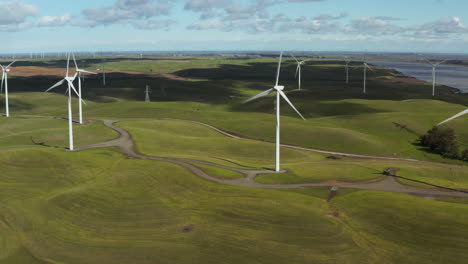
top-left (2, 0), bottom-right (468, 53)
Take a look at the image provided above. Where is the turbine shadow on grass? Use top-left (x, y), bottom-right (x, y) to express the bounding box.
top-left (30, 136), bottom-right (64, 149)
top-left (392, 174), bottom-right (468, 194)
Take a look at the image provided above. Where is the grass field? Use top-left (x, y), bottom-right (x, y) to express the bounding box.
top-left (0, 116), bottom-right (118, 149)
top-left (1, 57), bottom-right (468, 263)
top-left (1, 148), bottom-right (467, 263)
top-left (331, 191), bottom-right (468, 263)
top-left (190, 163), bottom-right (245, 179)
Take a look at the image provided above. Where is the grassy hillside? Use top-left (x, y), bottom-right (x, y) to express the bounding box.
top-left (1, 148), bottom-right (467, 263)
top-left (1, 57), bottom-right (468, 263)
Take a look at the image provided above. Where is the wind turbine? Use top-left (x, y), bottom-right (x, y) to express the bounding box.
top-left (71, 54), bottom-right (97, 124)
top-left (243, 52), bottom-right (306, 172)
top-left (422, 58), bottom-right (446, 97)
top-left (438, 109), bottom-right (468, 126)
top-left (1, 61), bottom-right (16, 117)
top-left (354, 59), bottom-right (374, 94)
top-left (344, 56), bottom-right (351, 84)
top-left (45, 52), bottom-right (81, 151)
top-left (290, 53), bottom-right (308, 90)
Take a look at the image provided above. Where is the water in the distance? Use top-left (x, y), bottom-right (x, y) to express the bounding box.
top-left (369, 61), bottom-right (468, 93)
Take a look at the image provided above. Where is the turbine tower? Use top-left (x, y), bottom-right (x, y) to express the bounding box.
top-left (354, 59), bottom-right (374, 94)
top-left (145, 85), bottom-right (151, 102)
top-left (243, 52), bottom-right (306, 172)
top-left (102, 62), bottom-right (106, 86)
top-left (71, 54), bottom-right (97, 124)
top-left (344, 56), bottom-right (351, 84)
top-left (438, 109), bottom-right (468, 126)
top-left (45, 52), bottom-right (82, 151)
top-left (290, 53), bottom-right (308, 90)
top-left (1, 61), bottom-right (16, 117)
top-left (423, 58), bottom-right (446, 97)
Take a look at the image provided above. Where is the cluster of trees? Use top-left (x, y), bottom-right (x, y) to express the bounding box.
top-left (419, 126), bottom-right (468, 161)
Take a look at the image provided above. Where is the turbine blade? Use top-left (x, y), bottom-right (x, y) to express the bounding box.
top-left (72, 52), bottom-right (78, 70)
top-left (66, 52), bottom-right (70, 77)
top-left (81, 99), bottom-right (87, 106)
top-left (290, 53), bottom-right (299, 63)
top-left (1, 73), bottom-right (4, 93)
top-left (243, 88), bottom-right (275, 104)
top-left (275, 52), bottom-right (283, 87)
top-left (45, 79), bottom-right (65, 92)
top-left (295, 64), bottom-right (300, 78)
top-left (68, 80), bottom-right (80, 97)
top-left (435, 60), bottom-right (447, 66)
top-left (78, 69), bottom-right (98, 75)
top-left (438, 109), bottom-right (468, 126)
top-left (6, 60), bottom-right (16, 68)
top-left (366, 64), bottom-right (376, 72)
top-left (277, 90), bottom-right (306, 120)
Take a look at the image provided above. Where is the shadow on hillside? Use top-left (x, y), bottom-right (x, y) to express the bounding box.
top-left (2, 57), bottom-right (195, 69)
top-left (0, 97), bottom-right (35, 112)
top-left (8, 73), bottom-right (243, 105)
top-left (6, 60), bottom-right (468, 111)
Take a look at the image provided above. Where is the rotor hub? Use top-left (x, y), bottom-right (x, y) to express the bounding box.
top-left (274, 85), bottom-right (284, 91)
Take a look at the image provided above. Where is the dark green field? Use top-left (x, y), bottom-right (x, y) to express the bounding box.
top-left (1, 56), bottom-right (467, 263)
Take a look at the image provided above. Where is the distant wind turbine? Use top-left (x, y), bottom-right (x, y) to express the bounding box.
top-left (243, 52), bottom-right (306, 172)
top-left (290, 53), bottom-right (309, 90)
top-left (344, 56), bottom-right (351, 84)
top-left (1, 61), bottom-right (16, 117)
top-left (45, 52), bottom-right (82, 151)
top-left (438, 109), bottom-right (468, 126)
top-left (70, 55), bottom-right (97, 124)
top-left (422, 58), bottom-right (446, 97)
top-left (354, 59), bottom-right (374, 94)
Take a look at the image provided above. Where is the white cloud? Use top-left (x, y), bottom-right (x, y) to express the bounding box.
top-left (37, 14), bottom-right (73, 27)
top-left (82, 0), bottom-right (173, 25)
top-left (313, 12), bottom-right (348, 20)
top-left (345, 17), bottom-right (405, 35)
top-left (412, 16), bottom-right (468, 35)
top-left (133, 19), bottom-right (176, 30)
top-left (0, 1), bottom-right (38, 31)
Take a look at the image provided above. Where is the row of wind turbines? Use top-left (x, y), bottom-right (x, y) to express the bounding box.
top-left (44, 53), bottom-right (97, 151)
top-left (0, 52), bottom-right (467, 172)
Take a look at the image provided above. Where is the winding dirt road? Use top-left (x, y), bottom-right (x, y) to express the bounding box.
top-left (2, 114), bottom-right (468, 198)
top-left (72, 118), bottom-right (468, 198)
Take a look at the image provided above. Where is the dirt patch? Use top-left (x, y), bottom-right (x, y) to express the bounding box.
top-left (11, 66), bottom-right (69, 77)
top-left (182, 225), bottom-right (194, 233)
top-left (328, 212), bottom-right (340, 218)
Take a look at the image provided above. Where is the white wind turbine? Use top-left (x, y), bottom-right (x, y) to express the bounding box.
top-left (71, 54), bottom-right (97, 124)
top-left (422, 58), bottom-right (446, 97)
top-left (438, 109), bottom-right (468, 126)
top-left (354, 59), bottom-right (374, 94)
top-left (290, 53), bottom-right (308, 90)
top-left (1, 61), bottom-right (16, 117)
top-left (243, 52), bottom-right (306, 172)
top-left (344, 56), bottom-right (351, 84)
top-left (45, 52), bottom-right (82, 151)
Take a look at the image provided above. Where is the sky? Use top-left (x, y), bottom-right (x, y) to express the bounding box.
top-left (1, 0), bottom-right (468, 53)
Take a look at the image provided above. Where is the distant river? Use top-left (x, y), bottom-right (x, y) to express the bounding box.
top-left (369, 61), bottom-right (468, 93)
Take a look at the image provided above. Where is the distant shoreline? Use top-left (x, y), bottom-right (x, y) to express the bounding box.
top-left (369, 60), bottom-right (468, 94)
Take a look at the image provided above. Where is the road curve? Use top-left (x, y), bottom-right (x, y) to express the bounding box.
top-left (3, 114), bottom-right (468, 198)
top-left (75, 119), bottom-right (468, 198)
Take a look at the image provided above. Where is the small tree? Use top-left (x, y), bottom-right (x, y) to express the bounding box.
top-left (462, 149), bottom-right (468, 162)
top-left (419, 126), bottom-right (459, 158)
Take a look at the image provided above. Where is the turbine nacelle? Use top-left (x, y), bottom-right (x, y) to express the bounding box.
top-left (274, 85), bottom-right (284, 91)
